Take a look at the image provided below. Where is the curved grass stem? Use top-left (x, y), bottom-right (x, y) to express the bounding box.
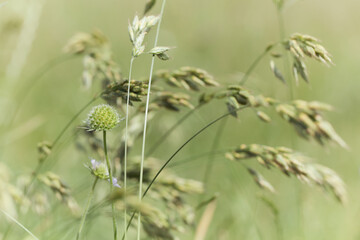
top-left (142, 106), bottom-right (248, 198)
top-left (103, 131), bottom-right (117, 240)
top-left (146, 104), bottom-right (202, 156)
top-left (121, 105), bottom-right (249, 239)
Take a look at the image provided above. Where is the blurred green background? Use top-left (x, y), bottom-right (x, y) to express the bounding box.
top-left (0, 0), bottom-right (359, 239)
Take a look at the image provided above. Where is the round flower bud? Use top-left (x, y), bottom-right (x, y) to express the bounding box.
top-left (87, 159), bottom-right (121, 188)
top-left (86, 104), bottom-right (121, 131)
top-left (89, 159), bottom-right (109, 179)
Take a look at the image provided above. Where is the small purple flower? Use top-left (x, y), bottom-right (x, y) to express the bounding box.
top-left (91, 159), bottom-right (100, 169)
top-left (110, 178), bottom-right (121, 188)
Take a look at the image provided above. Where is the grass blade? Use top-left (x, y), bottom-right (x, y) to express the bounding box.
top-left (0, 209), bottom-right (39, 240)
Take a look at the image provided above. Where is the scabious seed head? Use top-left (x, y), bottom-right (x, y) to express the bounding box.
top-left (86, 104), bottom-right (121, 131)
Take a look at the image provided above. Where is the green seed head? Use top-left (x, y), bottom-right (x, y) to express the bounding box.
top-left (86, 104), bottom-right (121, 131)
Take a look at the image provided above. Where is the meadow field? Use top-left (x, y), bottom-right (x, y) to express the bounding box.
top-left (0, 0), bottom-right (359, 239)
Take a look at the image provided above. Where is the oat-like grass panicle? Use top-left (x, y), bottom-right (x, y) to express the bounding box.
top-left (226, 144), bottom-right (347, 203)
top-left (154, 66), bottom-right (219, 91)
top-left (276, 100), bottom-right (348, 148)
top-left (282, 33), bottom-right (334, 83)
top-left (65, 30), bottom-right (121, 89)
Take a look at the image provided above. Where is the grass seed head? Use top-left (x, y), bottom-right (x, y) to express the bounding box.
top-left (226, 144), bottom-right (347, 203)
top-left (154, 67), bottom-right (219, 91)
top-left (276, 100), bottom-right (348, 148)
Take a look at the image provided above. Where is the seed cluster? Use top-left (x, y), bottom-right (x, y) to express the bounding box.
top-left (64, 30), bottom-right (121, 89)
top-left (154, 66), bottom-right (219, 91)
top-left (276, 100), bottom-right (348, 148)
top-left (284, 33), bottom-right (333, 83)
top-left (150, 91), bottom-right (194, 112)
top-left (38, 172), bottom-right (80, 214)
top-left (128, 15), bottom-right (160, 57)
top-left (101, 79), bottom-right (149, 106)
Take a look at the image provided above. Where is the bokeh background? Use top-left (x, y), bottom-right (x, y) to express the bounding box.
top-left (0, 0), bottom-right (359, 239)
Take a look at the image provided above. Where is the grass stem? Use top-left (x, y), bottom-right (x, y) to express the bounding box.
top-left (76, 177), bottom-right (98, 240)
top-left (123, 56), bottom-right (135, 240)
top-left (202, 118), bottom-right (228, 188)
top-left (240, 44), bottom-right (276, 85)
top-left (137, 1), bottom-right (167, 239)
top-left (103, 130), bottom-right (117, 240)
top-left (146, 105), bottom-right (202, 156)
top-left (276, 8), bottom-right (294, 99)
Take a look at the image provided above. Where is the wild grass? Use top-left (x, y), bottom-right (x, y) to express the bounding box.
top-left (0, 0), bottom-right (352, 239)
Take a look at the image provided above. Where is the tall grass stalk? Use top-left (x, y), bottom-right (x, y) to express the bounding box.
top-left (137, 0), bottom-right (167, 239)
top-left (123, 56), bottom-right (135, 240)
top-left (76, 177), bottom-right (98, 240)
top-left (103, 130), bottom-right (117, 240)
top-left (275, 6), bottom-right (302, 238)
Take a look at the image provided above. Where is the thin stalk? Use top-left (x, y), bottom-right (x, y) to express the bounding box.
top-left (76, 177), bottom-right (98, 240)
top-left (0, 209), bottom-right (39, 240)
top-left (121, 105), bottom-right (249, 239)
top-left (137, 0), bottom-right (167, 239)
top-left (54, 97), bottom-right (99, 147)
top-left (276, 7), bottom-right (302, 239)
top-left (277, 8), bottom-right (294, 99)
top-left (202, 118), bottom-right (228, 187)
top-left (169, 149), bottom-right (228, 169)
top-left (123, 56), bottom-right (135, 240)
top-left (240, 44), bottom-right (276, 85)
top-left (146, 105), bottom-right (202, 156)
top-left (103, 130), bottom-right (117, 240)
top-left (143, 106), bottom-right (248, 198)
